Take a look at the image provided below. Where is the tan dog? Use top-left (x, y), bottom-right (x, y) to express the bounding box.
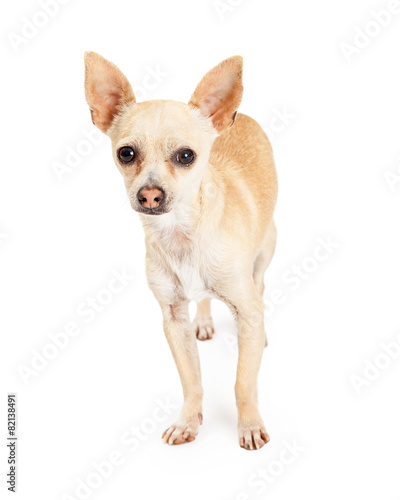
top-left (84, 52), bottom-right (278, 450)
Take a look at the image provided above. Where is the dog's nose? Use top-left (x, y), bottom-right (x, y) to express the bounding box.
top-left (137, 186), bottom-right (165, 209)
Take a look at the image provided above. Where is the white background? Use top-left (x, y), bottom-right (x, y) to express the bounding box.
top-left (1, 0), bottom-right (400, 499)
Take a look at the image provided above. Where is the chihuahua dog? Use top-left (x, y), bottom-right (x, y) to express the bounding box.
top-left (84, 52), bottom-right (277, 450)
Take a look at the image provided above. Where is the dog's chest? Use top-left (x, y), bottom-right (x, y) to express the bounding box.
top-left (170, 254), bottom-right (210, 302)
top-left (148, 215), bottom-right (214, 302)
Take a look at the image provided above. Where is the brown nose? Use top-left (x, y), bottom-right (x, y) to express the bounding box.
top-left (137, 186), bottom-right (165, 209)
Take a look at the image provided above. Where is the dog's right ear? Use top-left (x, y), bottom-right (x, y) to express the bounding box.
top-left (84, 52), bottom-right (135, 133)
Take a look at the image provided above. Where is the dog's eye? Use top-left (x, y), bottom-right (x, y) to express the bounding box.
top-left (176, 148), bottom-right (195, 166)
top-left (118, 146), bottom-right (135, 164)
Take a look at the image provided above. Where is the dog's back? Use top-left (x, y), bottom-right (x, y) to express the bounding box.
top-left (209, 113), bottom-right (278, 254)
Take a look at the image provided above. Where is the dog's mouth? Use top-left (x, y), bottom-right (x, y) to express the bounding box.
top-left (131, 203), bottom-right (172, 216)
top-left (136, 207), bottom-right (171, 215)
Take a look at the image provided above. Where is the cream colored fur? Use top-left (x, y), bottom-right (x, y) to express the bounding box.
top-left (84, 52), bottom-right (278, 450)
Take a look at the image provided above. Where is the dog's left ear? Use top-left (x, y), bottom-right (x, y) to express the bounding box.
top-left (84, 52), bottom-right (135, 133)
top-left (189, 56), bottom-right (243, 133)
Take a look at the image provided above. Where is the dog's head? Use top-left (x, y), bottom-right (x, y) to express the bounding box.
top-left (84, 52), bottom-right (243, 216)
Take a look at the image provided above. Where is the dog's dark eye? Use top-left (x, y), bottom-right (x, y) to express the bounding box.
top-left (176, 148), bottom-right (195, 166)
top-left (118, 146), bottom-right (135, 164)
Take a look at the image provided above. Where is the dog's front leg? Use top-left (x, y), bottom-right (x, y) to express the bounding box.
top-left (160, 300), bottom-right (204, 445)
top-left (228, 283), bottom-right (270, 450)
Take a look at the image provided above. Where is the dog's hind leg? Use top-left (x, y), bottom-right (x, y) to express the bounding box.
top-left (193, 299), bottom-right (215, 341)
top-left (253, 220), bottom-right (277, 297)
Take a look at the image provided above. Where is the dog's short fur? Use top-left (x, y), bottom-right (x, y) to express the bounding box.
top-left (84, 52), bottom-right (278, 450)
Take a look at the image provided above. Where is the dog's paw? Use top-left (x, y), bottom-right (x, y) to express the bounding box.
top-left (238, 421), bottom-right (270, 451)
top-left (162, 413), bottom-right (203, 445)
top-left (193, 316), bottom-right (215, 341)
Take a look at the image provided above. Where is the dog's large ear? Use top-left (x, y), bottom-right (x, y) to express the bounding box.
top-left (84, 52), bottom-right (135, 133)
top-left (189, 56), bottom-right (243, 133)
